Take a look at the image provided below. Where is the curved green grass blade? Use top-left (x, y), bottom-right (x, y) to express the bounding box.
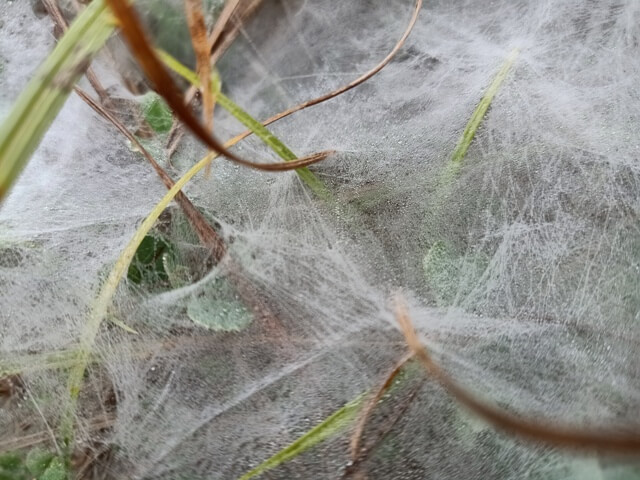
top-left (238, 394), bottom-right (365, 480)
top-left (61, 149), bottom-right (217, 450)
top-left (0, 0), bottom-right (114, 201)
top-left (451, 47), bottom-right (519, 165)
top-left (215, 93), bottom-right (332, 201)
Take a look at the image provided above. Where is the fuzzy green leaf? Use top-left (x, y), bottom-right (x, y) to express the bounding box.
top-left (39, 457), bottom-right (67, 480)
top-left (141, 92), bottom-right (173, 133)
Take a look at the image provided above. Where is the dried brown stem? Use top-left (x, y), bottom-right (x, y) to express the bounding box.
top-left (344, 352), bottom-right (420, 479)
top-left (179, 0), bottom-right (258, 104)
top-left (210, 0), bottom-right (263, 64)
top-left (165, 123), bottom-right (185, 162)
top-left (252, 0), bottom-right (423, 132)
top-left (184, 0), bottom-right (217, 174)
top-left (208, 0), bottom-right (242, 56)
top-left (345, 382), bottom-right (421, 479)
top-left (203, 0), bottom-right (423, 154)
top-left (350, 352), bottom-right (415, 460)
top-left (184, 0), bottom-right (215, 131)
top-left (394, 295), bottom-right (640, 454)
top-left (105, 0), bottom-right (332, 172)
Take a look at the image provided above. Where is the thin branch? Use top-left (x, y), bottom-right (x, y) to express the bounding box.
top-left (344, 382), bottom-right (421, 479)
top-left (74, 87), bottom-right (226, 261)
top-left (184, 0), bottom-right (215, 133)
top-left (254, 0), bottom-right (422, 130)
top-left (394, 295), bottom-right (640, 454)
top-left (209, 0), bottom-right (423, 152)
top-left (209, 0), bottom-right (263, 66)
top-left (165, 123), bottom-right (185, 162)
top-left (207, 0), bottom-right (242, 57)
top-left (344, 352), bottom-right (419, 479)
top-left (350, 352), bottom-right (415, 460)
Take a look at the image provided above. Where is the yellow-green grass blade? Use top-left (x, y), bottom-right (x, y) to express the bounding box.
top-left (238, 394), bottom-right (366, 480)
top-left (442, 48), bottom-right (519, 182)
top-left (0, 349), bottom-right (94, 378)
top-left (61, 148), bottom-right (219, 450)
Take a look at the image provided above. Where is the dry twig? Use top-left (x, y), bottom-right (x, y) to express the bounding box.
top-left (394, 294), bottom-right (640, 453)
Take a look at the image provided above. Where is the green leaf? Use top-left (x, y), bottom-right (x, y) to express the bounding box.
top-left (423, 241), bottom-right (488, 306)
top-left (141, 92), bottom-right (173, 133)
top-left (39, 457), bottom-right (68, 480)
top-left (0, 452), bottom-right (23, 472)
top-left (163, 250), bottom-right (193, 289)
top-left (0, 472), bottom-right (24, 480)
top-left (602, 465), bottom-right (640, 480)
top-left (187, 280), bottom-right (253, 331)
top-left (423, 241), bottom-right (461, 306)
top-left (0, 0), bottom-right (114, 201)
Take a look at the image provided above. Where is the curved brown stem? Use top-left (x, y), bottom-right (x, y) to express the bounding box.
top-left (350, 352), bottom-right (415, 460)
top-left (105, 0), bottom-right (332, 172)
top-left (255, 0), bottom-right (423, 129)
top-left (394, 295), bottom-right (640, 454)
top-left (215, 0), bottom-right (423, 150)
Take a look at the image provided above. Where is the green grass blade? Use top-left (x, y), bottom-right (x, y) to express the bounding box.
top-left (426, 49), bottom-right (519, 300)
top-left (215, 94), bottom-right (332, 200)
top-left (0, 0), bottom-right (114, 201)
top-left (216, 94), bottom-right (297, 161)
top-left (439, 47), bottom-right (519, 186)
top-left (157, 49), bottom-right (332, 201)
top-left (450, 48), bottom-right (519, 166)
top-left (157, 49), bottom-right (200, 86)
top-left (238, 394), bottom-right (365, 480)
